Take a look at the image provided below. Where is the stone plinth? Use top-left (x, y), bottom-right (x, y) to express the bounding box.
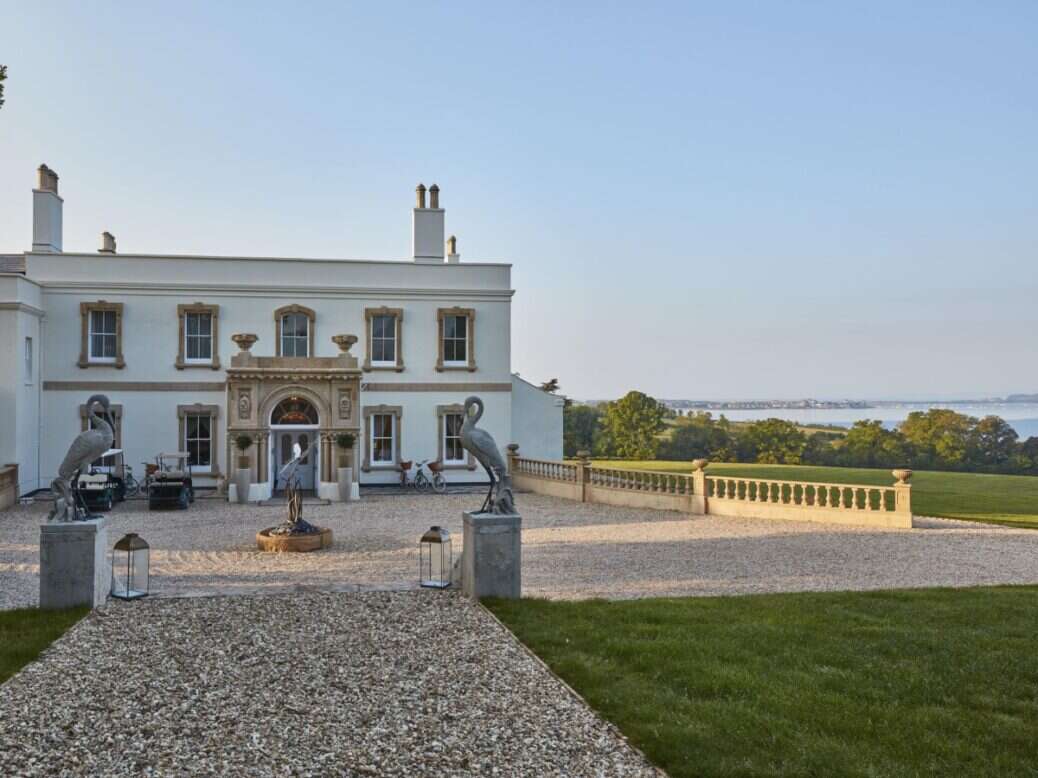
top-left (40, 518), bottom-right (109, 609)
top-left (462, 511), bottom-right (521, 599)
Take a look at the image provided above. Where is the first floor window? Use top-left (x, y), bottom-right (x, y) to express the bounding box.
top-left (370, 314), bottom-right (396, 365)
top-left (442, 314), bottom-right (467, 364)
top-left (89, 309), bottom-right (118, 362)
top-left (371, 414), bottom-right (395, 465)
top-left (184, 414), bottom-right (212, 468)
top-left (185, 312), bottom-right (213, 362)
top-left (444, 413), bottom-right (465, 463)
top-left (281, 312), bottom-right (309, 357)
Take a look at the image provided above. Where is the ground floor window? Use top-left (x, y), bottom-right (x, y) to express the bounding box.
top-left (184, 414), bottom-right (212, 468)
top-left (371, 414), bottom-right (395, 465)
top-left (444, 413), bottom-right (465, 464)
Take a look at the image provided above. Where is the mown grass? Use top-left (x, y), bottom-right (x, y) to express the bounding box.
top-left (487, 587), bottom-right (1038, 778)
top-left (594, 461), bottom-right (1038, 528)
top-left (0, 606), bottom-right (89, 684)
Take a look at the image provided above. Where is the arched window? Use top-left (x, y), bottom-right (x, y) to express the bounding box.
top-left (270, 396), bottom-right (319, 425)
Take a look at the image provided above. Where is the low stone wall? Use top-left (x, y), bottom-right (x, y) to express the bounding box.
top-left (508, 452), bottom-right (913, 529)
top-left (0, 464), bottom-right (18, 511)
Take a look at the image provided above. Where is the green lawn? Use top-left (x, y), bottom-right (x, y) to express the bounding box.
top-left (0, 607), bottom-right (89, 685)
top-left (594, 461), bottom-right (1038, 528)
top-left (487, 587), bottom-right (1038, 778)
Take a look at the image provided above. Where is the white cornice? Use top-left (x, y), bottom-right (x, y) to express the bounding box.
top-left (0, 301), bottom-right (46, 317)
top-left (36, 282), bottom-right (515, 300)
top-left (27, 251), bottom-right (511, 268)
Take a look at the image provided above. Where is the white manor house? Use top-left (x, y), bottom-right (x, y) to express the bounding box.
top-left (0, 165), bottom-right (562, 502)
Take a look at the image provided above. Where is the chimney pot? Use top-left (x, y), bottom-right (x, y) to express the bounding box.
top-left (99, 232), bottom-right (117, 254)
top-left (36, 164), bottom-right (59, 194)
top-left (429, 183), bottom-right (440, 209)
top-left (416, 183), bottom-right (427, 209)
top-left (446, 234), bottom-right (460, 264)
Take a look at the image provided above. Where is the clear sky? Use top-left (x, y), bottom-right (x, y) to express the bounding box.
top-left (2, 2), bottom-right (1035, 401)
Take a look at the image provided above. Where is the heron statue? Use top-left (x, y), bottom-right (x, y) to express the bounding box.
top-left (48, 394), bottom-right (115, 522)
top-left (272, 442), bottom-right (318, 534)
top-left (460, 396), bottom-right (516, 514)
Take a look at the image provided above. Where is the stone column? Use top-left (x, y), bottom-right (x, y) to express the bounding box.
top-left (40, 518), bottom-right (109, 609)
top-left (892, 469), bottom-right (913, 517)
top-left (462, 511), bottom-right (521, 599)
top-left (576, 450), bottom-right (591, 502)
top-left (690, 459), bottom-right (708, 514)
top-left (506, 443), bottom-right (520, 473)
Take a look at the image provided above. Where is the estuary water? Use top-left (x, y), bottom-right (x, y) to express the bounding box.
top-left (701, 403), bottom-right (1038, 439)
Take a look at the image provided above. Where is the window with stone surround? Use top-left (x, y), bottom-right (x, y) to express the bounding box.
top-left (178, 404), bottom-right (220, 475)
top-left (436, 307), bottom-right (475, 372)
top-left (78, 301), bottom-right (125, 368)
top-left (176, 303), bottom-right (220, 369)
top-left (437, 404), bottom-right (475, 469)
top-left (274, 304), bottom-right (316, 358)
top-left (362, 405), bottom-right (402, 471)
top-left (363, 307), bottom-right (404, 372)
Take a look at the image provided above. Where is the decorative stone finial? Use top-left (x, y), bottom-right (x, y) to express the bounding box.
top-left (506, 443), bottom-right (520, 455)
top-left (231, 333), bottom-right (258, 353)
top-left (331, 334), bottom-right (358, 354)
top-left (691, 459), bottom-right (709, 471)
top-left (576, 449), bottom-right (591, 461)
top-left (416, 183), bottom-right (427, 209)
top-left (892, 469), bottom-right (913, 484)
top-left (429, 183), bottom-right (439, 208)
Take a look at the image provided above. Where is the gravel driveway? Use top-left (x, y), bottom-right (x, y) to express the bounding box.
top-left (3, 492), bottom-right (1038, 609)
top-left (0, 591), bottom-right (660, 777)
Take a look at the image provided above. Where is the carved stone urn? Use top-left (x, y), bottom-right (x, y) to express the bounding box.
top-left (332, 334), bottom-right (358, 354)
top-left (691, 459), bottom-right (709, 471)
top-left (892, 469), bottom-right (913, 484)
top-left (231, 333), bottom-right (258, 353)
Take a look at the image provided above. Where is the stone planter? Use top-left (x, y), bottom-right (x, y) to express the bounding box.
top-left (256, 527), bottom-right (333, 552)
top-left (337, 466), bottom-right (353, 503)
top-left (234, 468), bottom-right (251, 504)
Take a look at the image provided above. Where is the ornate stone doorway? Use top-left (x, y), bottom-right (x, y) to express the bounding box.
top-left (225, 334), bottom-right (361, 502)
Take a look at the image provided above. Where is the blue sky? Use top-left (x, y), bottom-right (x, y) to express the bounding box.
top-left (2, 2), bottom-right (1035, 400)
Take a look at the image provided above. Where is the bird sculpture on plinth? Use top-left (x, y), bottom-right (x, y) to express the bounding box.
top-left (49, 394), bottom-right (115, 522)
top-left (271, 442), bottom-right (318, 535)
top-left (460, 396), bottom-right (516, 514)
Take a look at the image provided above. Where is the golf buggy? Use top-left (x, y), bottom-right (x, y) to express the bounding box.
top-left (147, 452), bottom-right (195, 510)
top-left (72, 448), bottom-right (124, 513)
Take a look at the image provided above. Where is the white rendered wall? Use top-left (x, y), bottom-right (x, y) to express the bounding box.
top-left (510, 374), bottom-right (564, 461)
top-left (0, 276), bottom-right (43, 493)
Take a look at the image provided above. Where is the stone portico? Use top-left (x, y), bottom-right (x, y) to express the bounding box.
top-left (226, 333), bottom-right (361, 501)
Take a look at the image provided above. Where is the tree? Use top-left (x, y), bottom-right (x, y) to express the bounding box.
top-left (840, 420), bottom-right (910, 467)
top-left (740, 418), bottom-right (807, 464)
top-left (563, 404), bottom-right (601, 457)
top-left (600, 391), bottom-right (666, 460)
top-left (0, 65), bottom-right (7, 110)
top-left (900, 409), bottom-right (975, 470)
top-left (660, 412), bottom-right (734, 461)
top-left (969, 415), bottom-right (1019, 468)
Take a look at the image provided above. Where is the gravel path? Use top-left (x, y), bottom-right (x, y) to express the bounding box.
top-left (0, 591), bottom-right (660, 777)
top-left (3, 492), bottom-right (1038, 608)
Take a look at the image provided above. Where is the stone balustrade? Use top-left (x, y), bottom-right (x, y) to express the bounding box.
top-left (0, 463), bottom-right (18, 511)
top-left (507, 450), bottom-right (912, 529)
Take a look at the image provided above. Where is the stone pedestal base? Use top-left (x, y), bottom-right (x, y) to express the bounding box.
top-left (40, 518), bottom-right (109, 609)
top-left (462, 511), bottom-right (521, 599)
top-left (257, 527), bottom-right (333, 552)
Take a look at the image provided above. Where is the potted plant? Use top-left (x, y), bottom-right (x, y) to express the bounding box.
top-left (234, 434), bottom-right (253, 504)
top-left (335, 432), bottom-right (355, 502)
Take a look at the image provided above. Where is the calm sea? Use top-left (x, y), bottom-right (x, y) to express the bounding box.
top-left (701, 404), bottom-right (1038, 439)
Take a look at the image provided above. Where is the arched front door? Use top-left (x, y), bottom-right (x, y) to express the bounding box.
top-left (270, 396), bottom-right (319, 492)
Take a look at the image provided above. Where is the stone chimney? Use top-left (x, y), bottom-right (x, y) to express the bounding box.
top-left (32, 164), bottom-right (63, 253)
top-left (446, 235), bottom-right (460, 264)
top-left (99, 232), bottom-right (117, 254)
top-left (412, 182), bottom-right (445, 264)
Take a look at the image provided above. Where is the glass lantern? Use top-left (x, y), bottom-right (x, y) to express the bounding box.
top-left (419, 526), bottom-right (452, 589)
top-left (111, 533), bottom-right (150, 600)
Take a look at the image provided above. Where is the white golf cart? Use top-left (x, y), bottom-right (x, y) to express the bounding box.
top-left (147, 452), bottom-right (195, 510)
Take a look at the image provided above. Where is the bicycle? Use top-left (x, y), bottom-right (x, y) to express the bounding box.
top-left (401, 459), bottom-right (448, 493)
top-left (122, 462), bottom-right (157, 499)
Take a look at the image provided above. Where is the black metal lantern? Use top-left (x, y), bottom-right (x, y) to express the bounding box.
top-left (111, 533), bottom-right (149, 600)
top-left (419, 526), bottom-right (452, 589)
